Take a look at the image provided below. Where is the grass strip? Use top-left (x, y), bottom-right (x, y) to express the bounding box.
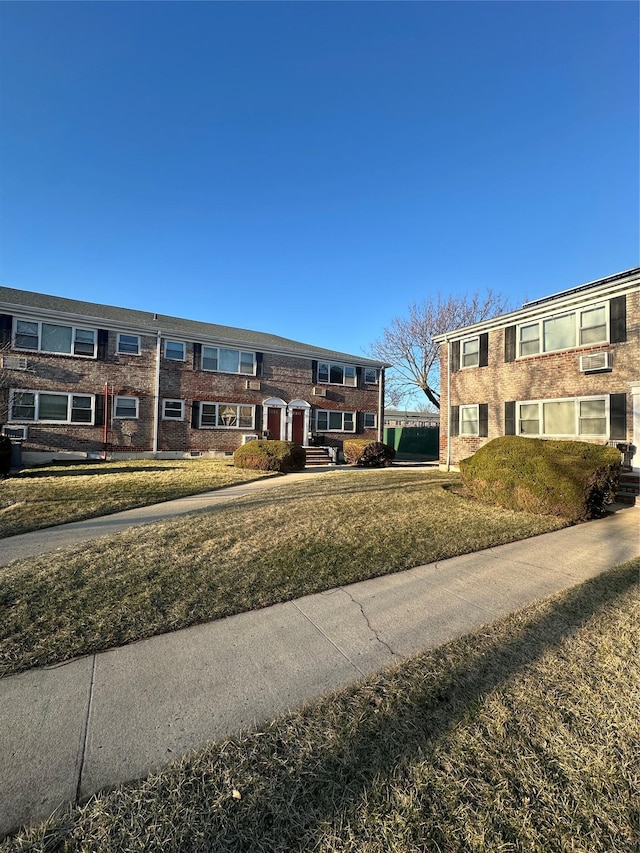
top-left (0, 470), bottom-right (564, 677)
top-left (3, 559), bottom-right (638, 852)
top-left (0, 459), bottom-right (275, 538)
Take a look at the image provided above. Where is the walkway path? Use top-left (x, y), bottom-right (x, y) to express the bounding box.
top-left (0, 470), bottom-right (637, 839)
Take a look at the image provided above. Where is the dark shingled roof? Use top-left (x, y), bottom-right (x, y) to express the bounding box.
top-left (0, 286), bottom-right (385, 367)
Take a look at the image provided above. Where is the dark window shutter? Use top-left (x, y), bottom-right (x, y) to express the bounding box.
top-left (479, 333), bottom-right (489, 367)
top-left (610, 296), bottom-right (627, 344)
top-left (94, 393), bottom-right (105, 426)
top-left (97, 329), bottom-right (109, 361)
top-left (504, 325), bottom-right (516, 362)
top-left (610, 393), bottom-right (627, 440)
top-left (505, 401), bottom-right (516, 435)
top-left (193, 343), bottom-right (202, 370)
top-left (254, 405), bottom-right (262, 433)
top-left (451, 341), bottom-right (460, 372)
top-left (355, 411), bottom-right (364, 434)
top-left (450, 405), bottom-right (460, 436)
top-left (311, 360), bottom-right (318, 384)
top-left (191, 401), bottom-right (201, 429)
top-left (356, 366), bottom-right (363, 388)
top-left (255, 352), bottom-right (263, 378)
top-left (479, 403), bottom-right (489, 437)
top-left (0, 314), bottom-right (12, 346)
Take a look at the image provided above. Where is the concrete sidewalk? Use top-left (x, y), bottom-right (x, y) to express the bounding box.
top-left (0, 505), bottom-right (638, 838)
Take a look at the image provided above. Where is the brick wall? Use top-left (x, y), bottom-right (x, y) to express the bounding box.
top-left (440, 289), bottom-right (639, 465)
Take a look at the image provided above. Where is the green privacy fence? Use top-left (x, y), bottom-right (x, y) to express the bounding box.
top-left (383, 426), bottom-right (439, 460)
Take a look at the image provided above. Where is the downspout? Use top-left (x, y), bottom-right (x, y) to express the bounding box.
top-left (102, 382), bottom-right (109, 459)
top-left (445, 335), bottom-right (451, 471)
top-left (152, 330), bottom-right (161, 457)
top-left (378, 368), bottom-right (385, 442)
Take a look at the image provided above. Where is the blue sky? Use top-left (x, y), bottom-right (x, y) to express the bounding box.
top-left (1, 1), bottom-right (638, 361)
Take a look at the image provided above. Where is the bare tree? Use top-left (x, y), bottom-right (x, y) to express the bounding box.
top-left (369, 291), bottom-right (510, 409)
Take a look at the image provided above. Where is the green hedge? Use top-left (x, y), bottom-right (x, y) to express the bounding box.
top-left (0, 434), bottom-right (11, 479)
top-left (233, 440), bottom-right (305, 473)
top-left (459, 436), bottom-right (621, 522)
top-left (343, 439), bottom-right (396, 468)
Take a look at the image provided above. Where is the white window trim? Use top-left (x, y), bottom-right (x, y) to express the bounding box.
top-left (364, 412), bottom-right (377, 429)
top-left (317, 361), bottom-right (358, 387)
top-left (201, 346), bottom-right (256, 376)
top-left (460, 404), bottom-right (480, 437)
top-left (13, 318), bottom-right (97, 358)
top-left (162, 399), bottom-right (185, 420)
top-left (461, 336), bottom-right (480, 369)
top-left (315, 410), bottom-right (356, 432)
top-left (9, 388), bottom-right (95, 424)
top-left (116, 333), bottom-right (141, 356)
top-left (199, 402), bottom-right (255, 430)
top-left (364, 368), bottom-right (379, 385)
top-left (516, 395), bottom-right (609, 439)
top-left (114, 396), bottom-right (140, 419)
top-left (516, 301), bottom-right (609, 359)
top-left (164, 340), bottom-right (186, 361)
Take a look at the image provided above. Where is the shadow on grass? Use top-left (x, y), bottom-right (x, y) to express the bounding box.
top-left (36, 561), bottom-right (638, 852)
top-left (15, 465), bottom-right (182, 479)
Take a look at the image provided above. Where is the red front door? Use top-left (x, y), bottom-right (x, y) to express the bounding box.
top-left (267, 407), bottom-right (281, 439)
top-left (292, 408), bottom-right (304, 444)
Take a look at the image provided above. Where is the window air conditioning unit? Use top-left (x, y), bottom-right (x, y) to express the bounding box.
top-left (1, 425), bottom-right (28, 440)
top-left (312, 386), bottom-right (327, 397)
top-left (242, 434), bottom-right (259, 444)
top-left (1, 355), bottom-right (28, 370)
top-left (246, 380), bottom-right (261, 391)
top-left (579, 352), bottom-right (611, 373)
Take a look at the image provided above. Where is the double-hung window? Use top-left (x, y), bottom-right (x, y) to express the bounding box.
top-left (364, 412), bottom-right (377, 429)
top-left (162, 400), bottom-right (184, 420)
top-left (117, 334), bottom-right (141, 355)
top-left (10, 389), bottom-right (94, 424)
top-left (460, 405), bottom-right (479, 436)
top-left (317, 362), bottom-right (357, 386)
top-left (316, 410), bottom-right (355, 432)
top-left (201, 347), bottom-right (255, 375)
top-left (461, 337), bottom-right (480, 368)
top-left (114, 396), bottom-right (139, 419)
top-left (199, 403), bottom-right (254, 429)
top-left (164, 340), bottom-right (185, 361)
top-left (14, 319), bottom-right (97, 357)
top-left (364, 368), bottom-right (378, 384)
top-left (517, 396), bottom-right (607, 438)
top-left (517, 303), bottom-right (608, 357)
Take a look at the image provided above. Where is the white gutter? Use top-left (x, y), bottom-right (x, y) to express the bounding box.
top-left (152, 329), bottom-right (161, 457)
top-left (378, 368), bottom-right (385, 442)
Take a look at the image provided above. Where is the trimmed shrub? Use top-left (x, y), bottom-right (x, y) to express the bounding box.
top-left (0, 434), bottom-right (12, 479)
top-left (233, 440), bottom-right (305, 473)
top-left (459, 436), bottom-right (621, 522)
top-left (343, 439), bottom-right (396, 468)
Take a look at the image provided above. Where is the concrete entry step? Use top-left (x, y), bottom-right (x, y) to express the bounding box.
top-left (304, 447), bottom-right (333, 466)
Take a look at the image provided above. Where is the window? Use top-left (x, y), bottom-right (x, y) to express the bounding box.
top-left (164, 340), bottom-right (185, 361)
top-left (10, 389), bottom-right (94, 424)
top-left (461, 337), bottom-right (480, 368)
top-left (117, 334), bottom-right (141, 355)
top-left (199, 403), bottom-right (254, 429)
top-left (517, 397), bottom-right (608, 438)
top-left (517, 303), bottom-right (608, 357)
top-left (460, 405), bottom-right (479, 436)
top-left (317, 362), bottom-right (357, 386)
top-left (364, 368), bottom-right (378, 384)
top-left (14, 319), bottom-right (97, 357)
top-left (114, 396), bottom-right (139, 419)
top-left (201, 346), bottom-right (255, 375)
top-left (162, 399), bottom-right (184, 420)
top-left (363, 412), bottom-right (377, 429)
top-left (316, 410), bottom-right (355, 432)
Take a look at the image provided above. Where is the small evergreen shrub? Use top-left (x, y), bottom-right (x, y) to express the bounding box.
top-left (343, 439), bottom-right (396, 467)
top-left (233, 440), bottom-right (305, 473)
top-left (459, 436), bottom-right (621, 522)
top-left (0, 434), bottom-right (12, 478)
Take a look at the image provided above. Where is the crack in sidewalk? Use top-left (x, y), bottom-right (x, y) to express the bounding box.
top-left (75, 654), bottom-right (96, 804)
top-left (340, 589), bottom-right (398, 659)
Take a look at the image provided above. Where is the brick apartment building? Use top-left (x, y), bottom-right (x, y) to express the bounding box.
top-left (435, 267), bottom-right (640, 470)
top-left (0, 287), bottom-right (386, 464)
